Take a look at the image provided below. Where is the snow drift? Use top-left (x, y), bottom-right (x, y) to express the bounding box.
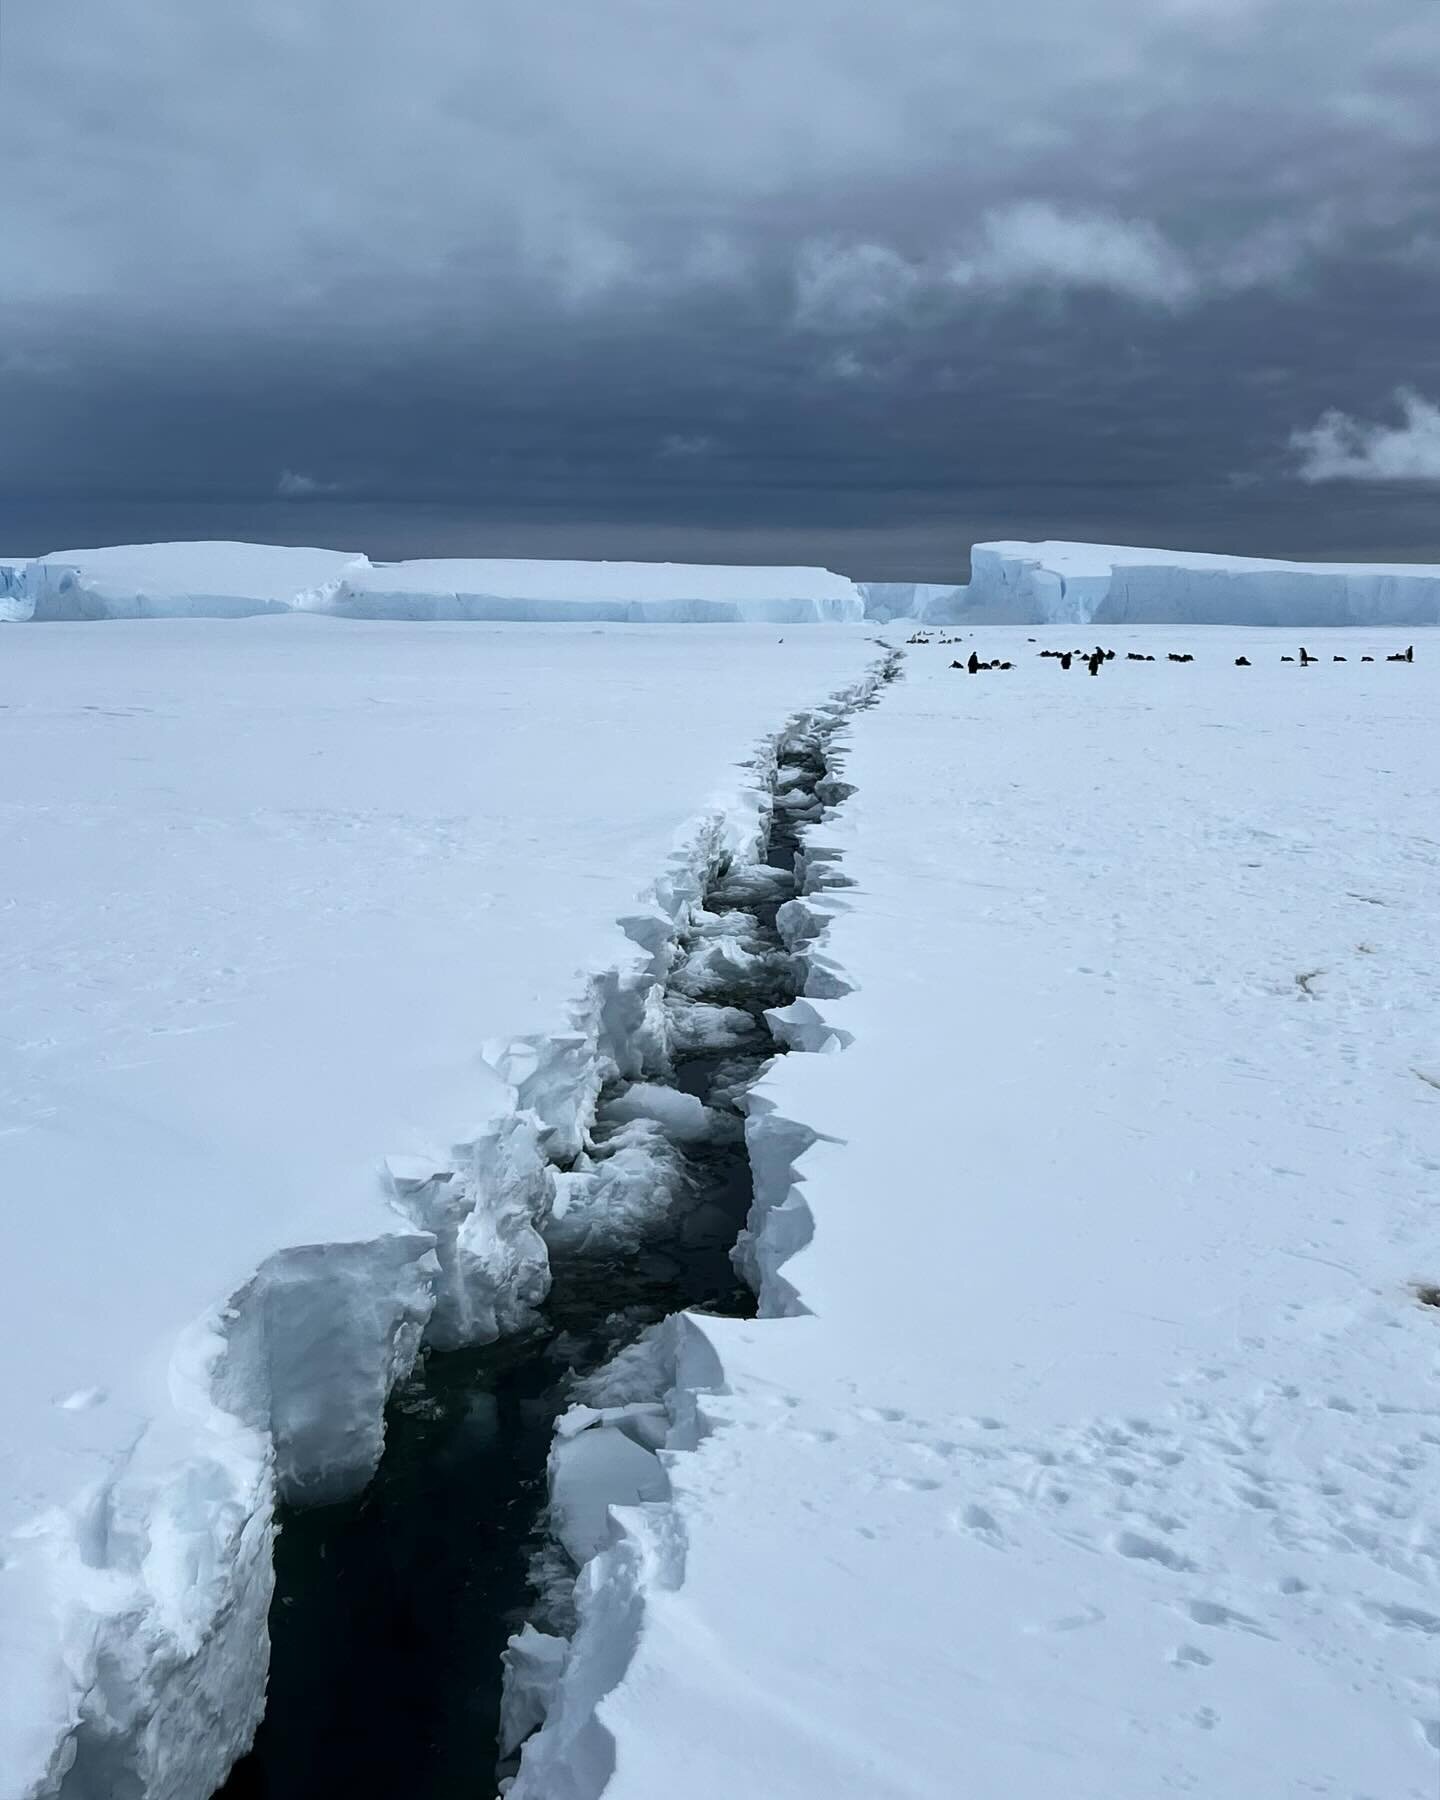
top-left (1, 544), bottom-right (863, 625)
top-left (959, 540), bottom-right (1440, 627)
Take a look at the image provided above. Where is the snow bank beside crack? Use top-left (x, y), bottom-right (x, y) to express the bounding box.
top-left (503, 655), bottom-right (897, 1798)
top-left (17, 792), bottom-right (762, 1797)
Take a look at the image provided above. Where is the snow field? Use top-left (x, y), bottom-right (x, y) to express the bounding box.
top-left (0, 618), bottom-right (879, 1799)
top-left (515, 625), bottom-right (1440, 1799)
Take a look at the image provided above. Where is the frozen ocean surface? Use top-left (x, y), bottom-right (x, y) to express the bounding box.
top-left (515, 625), bottom-right (1440, 1800)
top-left (0, 616), bottom-right (878, 1798)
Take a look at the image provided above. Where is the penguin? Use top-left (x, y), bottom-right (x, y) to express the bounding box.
top-left (1281, 655), bottom-right (1294, 662)
top-left (1235, 656), bottom-right (1251, 666)
top-left (1362, 655), bottom-right (1374, 662)
top-left (1333, 655), bottom-right (1346, 662)
top-left (1386, 650), bottom-right (1407, 662)
top-left (967, 651), bottom-right (980, 673)
top-left (950, 660), bottom-right (964, 669)
top-left (1299, 647), bottom-right (1313, 665)
top-left (1060, 652), bottom-right (1073, 670)
top-left (1406, 644), bottom-right (1415, 662)
top-left (1087, 649), bottom-right (1103, 676)
top-left (1127, 652), bottom-right (1146, 661)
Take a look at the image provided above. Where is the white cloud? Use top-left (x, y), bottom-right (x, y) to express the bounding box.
top-left (794, 241), bottom-right (923, 331)
top-left (947, 202), bottom-right (1196, 306)
top-left (276, 468), bottom-right (340, 498)
top-left (658, 433), bottom-right (715, 458)
top-left (1289, 389), bottom-right (1440, 482)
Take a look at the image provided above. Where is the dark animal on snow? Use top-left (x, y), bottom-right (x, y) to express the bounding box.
top-left (1235, 656), bottom-right (1251, 666)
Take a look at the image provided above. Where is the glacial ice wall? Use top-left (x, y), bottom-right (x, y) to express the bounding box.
top-left (856, 582), bottom-right (967, 624)
top-left (960, 541), bottom-right (1440, 627)
top-left (306, 557), bottom-right (864, 624)
top-left (20, 542), bottom-right (370, 620)
top-left (1, 545), bottom-right (865, 625)
top-left (1, 559), bottom-right (30, 622)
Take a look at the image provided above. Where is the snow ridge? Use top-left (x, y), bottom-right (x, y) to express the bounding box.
top-left (502, 650), bottom-right (900, 1798)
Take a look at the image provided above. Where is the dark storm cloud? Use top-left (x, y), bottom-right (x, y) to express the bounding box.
top-left (4, 0), bottom-right (1440, 574)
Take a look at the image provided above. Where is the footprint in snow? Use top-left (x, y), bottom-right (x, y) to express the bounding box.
top-left (1181, 1599), bottom-right (1273, 1637)
top-left (1365, 1600), bottom-right (1440, 1636)
top-left (1111, 1529), bottom-right (1198, 1573)
top-left (951, 1503), bottom-right (1008, 1548)
top-left (883, 1474), bottom-right (942, 1494)
top-left (1022, 1605), bottom-right (1106, 1635)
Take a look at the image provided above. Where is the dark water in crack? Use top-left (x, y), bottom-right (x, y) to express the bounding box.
top-left (215, 751), bottom-right (823, 1800)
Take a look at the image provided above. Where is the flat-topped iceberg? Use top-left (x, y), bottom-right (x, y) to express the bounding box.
top-left (961, 540), bottom-right (1440, 626)
top-left (20, 541), bottom-right (370, 620)
top-left (307, 557), bottom-right (863, 623)
top-left (1, 543), bottom-right (864, 625)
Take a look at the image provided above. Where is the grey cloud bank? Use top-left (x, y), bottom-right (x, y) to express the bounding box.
top-left (4, 0), bottom-right (1440, 573)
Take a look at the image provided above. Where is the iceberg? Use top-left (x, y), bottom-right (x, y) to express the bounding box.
top-left (1, 545), bottom-right (865, 625)
top-left (857, 581), bottom-right (967, 624)
top-left (1, 557), bottom-right (30, 622)
top-left (960, 540), bottom-right (1440, 626)
top-left (21, 541), bottom-right (370, 620)
top-left (305, 557), bottom-right (864, 624)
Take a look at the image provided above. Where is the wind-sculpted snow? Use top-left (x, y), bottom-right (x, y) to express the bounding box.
top-left (1, 543), bottom-right (863, 625)
top-left (960, 539), bottom-right (1440, 626)
top-left (0, 620), bottom-right (877, 1799)
top-left (509, 627), bottom-right (1439, 1800)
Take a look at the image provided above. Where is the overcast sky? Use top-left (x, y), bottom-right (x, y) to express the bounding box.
top-left (4, 0), bottom-right (1440, 577)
